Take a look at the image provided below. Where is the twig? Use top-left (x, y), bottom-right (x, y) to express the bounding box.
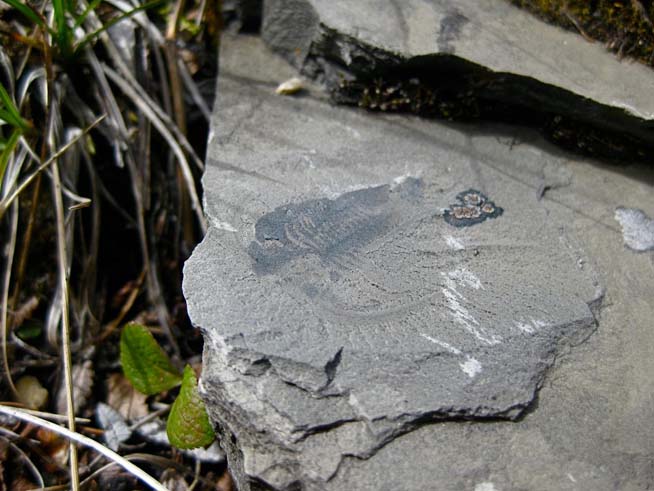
top-left (51, 155), bottom-right (80, 491)
top-left (0, 405), bottom-right (169, 491)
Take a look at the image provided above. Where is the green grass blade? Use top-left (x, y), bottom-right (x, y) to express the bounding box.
top-left (0, 128), bottom-right (21, 187)
top-left (73, 0), bottom-right (102, 29)
top-left (120, 323), bottom-right (182, 395)
top-left (74, 0), bottom-right (164, 54)
top-left (0, 84), bottom-right (30, 131)
top-left (1, 0), bottom-right (50, 31)
top-left (166, 365), bottom-right (215, 449)
top-left (52, 0), bottom-right (74, 58)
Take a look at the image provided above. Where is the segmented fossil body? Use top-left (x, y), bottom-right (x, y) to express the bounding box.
top-left (248, 178), bottom-right (424, 276)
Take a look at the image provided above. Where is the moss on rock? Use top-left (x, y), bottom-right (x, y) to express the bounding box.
top-left (510, 0), bottom-right (654, 65)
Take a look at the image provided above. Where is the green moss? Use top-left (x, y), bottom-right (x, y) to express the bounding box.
top-left (510, 0), bottom-right (654, 65)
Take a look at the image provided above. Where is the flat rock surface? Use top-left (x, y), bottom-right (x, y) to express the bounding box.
top-left (182, 35), bottom-right (654, 490)
top-left (261, 0), bottom-right (654, 140)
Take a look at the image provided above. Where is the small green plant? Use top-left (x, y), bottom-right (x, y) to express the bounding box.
top-left (3, 0), bottom-right (164, 61)
top-left (120, 322), bottom-right (216, 449)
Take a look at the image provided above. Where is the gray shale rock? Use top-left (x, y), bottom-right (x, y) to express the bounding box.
top-left (261, 0), bottom-right (654, 143)
top-left (183, 36), bottom-right (604, 491)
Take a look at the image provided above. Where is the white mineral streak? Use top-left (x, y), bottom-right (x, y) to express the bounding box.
top-left (515, 318), bottom-right (547, 334)
top-left (420, 334), bottom-right (462, 355)
top-left (448, 268), bottom-right (483, 290)
top-left (420, 334), bottom-right (483, 378)
top-left (474, 483), bottom-right (498, 491)
top-left (441, 270), bottom-right (501, 345)
top-left (210, 217), bottom-right (238, 232)
top-left (444, 234), bottom-right (465, 250)
top-left (391, 173), bottom-right (419, 188)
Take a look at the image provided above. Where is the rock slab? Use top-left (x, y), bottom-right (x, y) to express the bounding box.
top-left (261, 0), bottom-right (654, 141)
top-left (183, 35), bottom-right (604, 491)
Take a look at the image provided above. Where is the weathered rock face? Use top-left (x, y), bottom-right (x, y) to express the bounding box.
top-left (260, 0), bottom-right (654, 144)
top-left (183, 35), bottom-right (606, 491)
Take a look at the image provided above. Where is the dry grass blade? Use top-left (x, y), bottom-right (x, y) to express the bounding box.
top-left (0, 405), bottom-right (169, 491)
top-left (0, 405), bottom-right (91, 424)
top-left (1, 203), bottom-right (19, 398)
top-left (3, 437), bottom-right (46, 488)
top-left (102, 64), bottom-right (207, 231)
top-left (87, 0), bottom-right (205, 172)
top-left (176, 58), bottom-right (211, 122)
top-left (87, 48), bottom-right (181, 357)
top-left (0, 116), bottom-right (105, 219)
top-left (51, 158), bottom-right (79, 491)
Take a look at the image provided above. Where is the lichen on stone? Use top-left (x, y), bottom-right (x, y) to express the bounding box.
top-left (444, 189), bottom-right (503, 227)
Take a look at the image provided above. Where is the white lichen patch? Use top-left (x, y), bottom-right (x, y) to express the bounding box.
top-left (615, 207), bottom-right (654, 252)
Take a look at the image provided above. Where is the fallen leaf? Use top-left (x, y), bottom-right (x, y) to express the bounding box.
top-left (96, 403), bottom-right (132, 451)
top-left (106, 373), bottom-right (149, 421)
top-left (35, 427), bottom-right (68, 468)
top-left (56, 360), bottom-right (94, 415)
top-left (160, 469), bottom-right (189, 491)
top-left (15, 376), bottom-right (48, 410)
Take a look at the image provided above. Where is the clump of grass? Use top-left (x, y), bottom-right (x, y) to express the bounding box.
top-left (0, 0), bottom-right (221, 489)
top-left (509, 0), bottom-right (654, 65)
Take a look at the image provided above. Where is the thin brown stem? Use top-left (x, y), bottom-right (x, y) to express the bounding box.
top-left (9, 174), bottom-right (42, 327)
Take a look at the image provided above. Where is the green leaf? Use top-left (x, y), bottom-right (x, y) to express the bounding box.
top-left (15, 320), bottom-right (42, 340)
top-left (120, 323), bottom-right (182, 395)
top-left (166, 365), bottom-right (215, 449)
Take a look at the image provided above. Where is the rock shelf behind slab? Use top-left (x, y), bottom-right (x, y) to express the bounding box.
top-left (260, 0), bottom-right (654, 152)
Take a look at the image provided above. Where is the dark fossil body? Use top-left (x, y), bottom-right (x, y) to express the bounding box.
top-left (248, 178), bottom-right (424, 275)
